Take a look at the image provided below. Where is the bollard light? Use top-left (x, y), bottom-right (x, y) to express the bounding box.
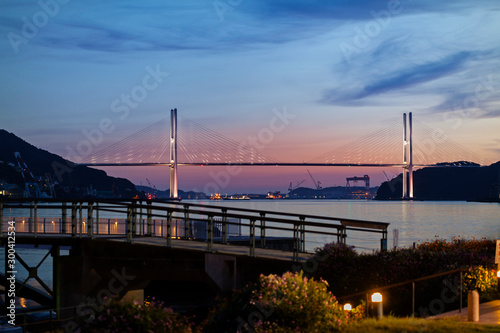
top-left (344, 303), bottom-right (352, 311)
top-left (497, 270), bottom-right (500, 278)
top-left (371, 292), bottom-right (383, 319)
top-left (371, 292), bottom-right (382, 303)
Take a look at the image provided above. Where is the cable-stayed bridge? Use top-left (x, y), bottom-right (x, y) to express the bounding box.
top-left (77, 109), bottom-right (484, 199)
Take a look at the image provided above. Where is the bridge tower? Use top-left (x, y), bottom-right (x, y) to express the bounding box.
top-left (402, 112), bottom-right (414, 199)
top-left (170, 108), bottom-right (178, 198)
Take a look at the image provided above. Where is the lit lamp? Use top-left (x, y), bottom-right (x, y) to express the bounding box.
top-left (343, 303), bottom-right (352, 311)
top-left (497, 270), bottom-right (500, 292)
top-left (371, 292), bottom-right (383, 319)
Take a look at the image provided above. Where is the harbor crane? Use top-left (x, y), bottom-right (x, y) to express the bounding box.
top-left (346, 175), bottom-right (370, 189)
top-left (146, 178), bottom-right (157, 190)
top-left (288, 179), bottom-right (305, 192)
top-left (14, 151), bottom-right (41, 197)
top-left (383, 171), bottom-right (390, 182)
top-left (145, 178), bottom-right (157, 199)
top-left (307, 169), bottom-right (322, 190)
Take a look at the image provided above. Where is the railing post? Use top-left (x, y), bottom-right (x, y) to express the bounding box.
top-left (147, 201), bottom-right (152, 236)
top-left (459, 270), bottom-right (463, 313)
top-left (166, 210), bottom-right (173, 248)
top-left (221, 209), bottom-right (228, 244)
top-left (87, 201), bottom-right (94, 238)
top-left (43, 218), bottom-right (46, 233)
top-left (108, 219), bottom-right (111, 235)
top-left (412, 282), bottom-right (415, 317)
top-left (34, 200), bottom-right (38, 237)
top-left (61, 202), bottom-right (67, 234)
top-left (29, 201), bottom-right (33, 233)
top-left (138, 200), bottom-right (143, 235)
top-left (338, 224), bottom-right (347, 245)
top-left (95, 202), bottom-right (99, 235)
top-left (71, 202), bottom-right (77, 237)
top-left (260, 213), bottom-right (266, 248)
top-left (249, 219), bottom-right (256, 257)
top-left (126, 205), bottom-right (133, 243)
top-left (207, 214), bottom-right (214, 252)
top-left (299, 217), bottom-right (306, 253)
top-left (184, 204), bottom-right (191, 239)
top-left (0, 198), bottom-right (3, 237)
top-left (79, 202), bottom-right (83, 237)
top-left (293, 222), bottom-right (299, 262)
top-left (132, 200), bottom-right (137, 236)
top-left (0, 198), bottom-right (4, 237)
top-left (381, 229), bottom-right (388, 251)
top-left (52, 245), bottom-right (61, 320)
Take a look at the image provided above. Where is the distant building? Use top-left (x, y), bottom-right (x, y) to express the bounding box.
top-left (0, 180), bottom-right (22, 197)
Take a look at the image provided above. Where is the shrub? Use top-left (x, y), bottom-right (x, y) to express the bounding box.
top-left (204, 271), bottom-right (363, 332)
top-left (81, 297), bottom-right (197, 333)
top-left (463, 265), bottom-right (498, 293)
top-left (311, 238), bottom-right (497, 316)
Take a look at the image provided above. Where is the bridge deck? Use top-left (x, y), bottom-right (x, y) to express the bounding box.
top-left (6, 234), bottom-right (313, 262)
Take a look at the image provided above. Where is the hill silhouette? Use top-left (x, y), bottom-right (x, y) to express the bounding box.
top-left (376, 161), bottom-right (500, 200)
top-left (0, 129), bottom-right (138, 198)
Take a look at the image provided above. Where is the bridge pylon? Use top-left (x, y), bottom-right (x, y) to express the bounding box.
top-left (170, 108), bottom-right (178, 198)
top-left (402, 112), bottom-right (414, 199)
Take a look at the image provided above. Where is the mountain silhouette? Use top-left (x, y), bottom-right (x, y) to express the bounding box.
top-left (376, 161), bottom-right (500, 200)
top-left (0, 129), bottom-right (138, 198)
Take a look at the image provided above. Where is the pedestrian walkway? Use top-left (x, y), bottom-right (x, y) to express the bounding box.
top-left (431, 300), bottom-right (500, 325)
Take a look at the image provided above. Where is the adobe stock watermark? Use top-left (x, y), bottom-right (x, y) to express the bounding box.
top-left (7, 0), bottom-right (71, 54)
top-left (419, 72), bottom-right (498, 163)
top-left (195, 107), bottom-right (296, 196)
top-left (339, 0), bottom-right (406, 62)
top-left (213, 0), bottom-right (243, 22)
top-left (64, 267), bottom-right (136, 333)
top-left (443, 73), bottom-right (499, 130)
top-left (51, 64), bottom-right (169, 182)
top-left (416, 276), bottom-right (460, 317)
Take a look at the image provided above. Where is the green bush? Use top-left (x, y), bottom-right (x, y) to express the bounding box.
top-left (204, 271), bottom-right (363, 332)
top-left (81, 297), bottom-right (197, 333)
top-left (311, 238), bottom-right (497, 316)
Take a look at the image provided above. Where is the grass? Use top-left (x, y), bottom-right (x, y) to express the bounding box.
top-left (343, 317), bottom-right (500, 333)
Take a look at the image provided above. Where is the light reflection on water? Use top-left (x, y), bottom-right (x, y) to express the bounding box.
top-left (3, 200), bottom-right (500, 250)
top-left (1, 200), bottom-right (499, 308)
top-left (191, 200), bottom-right (500, 250)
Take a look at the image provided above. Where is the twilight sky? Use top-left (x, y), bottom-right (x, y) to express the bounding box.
top-left (1, 0), bottom-right (500, 193)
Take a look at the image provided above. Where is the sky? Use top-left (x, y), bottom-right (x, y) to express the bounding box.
top-left (1, 0), bottom-right (500, 193)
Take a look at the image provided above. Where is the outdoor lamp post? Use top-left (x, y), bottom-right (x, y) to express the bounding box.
top-left (343, 303), bottom-right (352, 311)
top-left (371, 292), bottom-right (383, 319)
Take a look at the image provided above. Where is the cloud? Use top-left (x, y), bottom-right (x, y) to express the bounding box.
top-left (322, 51), bottom-right (477, 104)
top-left (247, 0), bottom-right (500, 21)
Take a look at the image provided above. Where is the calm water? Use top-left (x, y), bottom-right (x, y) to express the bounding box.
top-left (2, 200), bottom-right (499, 251)
top-left (189, 199), bottom-right (500, 251)
top-left (1, 200), bottom-right (499, 306)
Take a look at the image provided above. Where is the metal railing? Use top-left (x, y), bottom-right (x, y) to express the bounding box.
top-left (338, 268), bottom-right (467, 317)
top-left (0, 198), bottom-right (390, 260)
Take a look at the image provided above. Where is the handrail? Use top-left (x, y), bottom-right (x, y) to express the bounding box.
top-left (0, 197), bottom-right (390, 231)
top-left (338, 267), bottom-right (467, 316)
top-left (0, 198), bottom-right (390, 255)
